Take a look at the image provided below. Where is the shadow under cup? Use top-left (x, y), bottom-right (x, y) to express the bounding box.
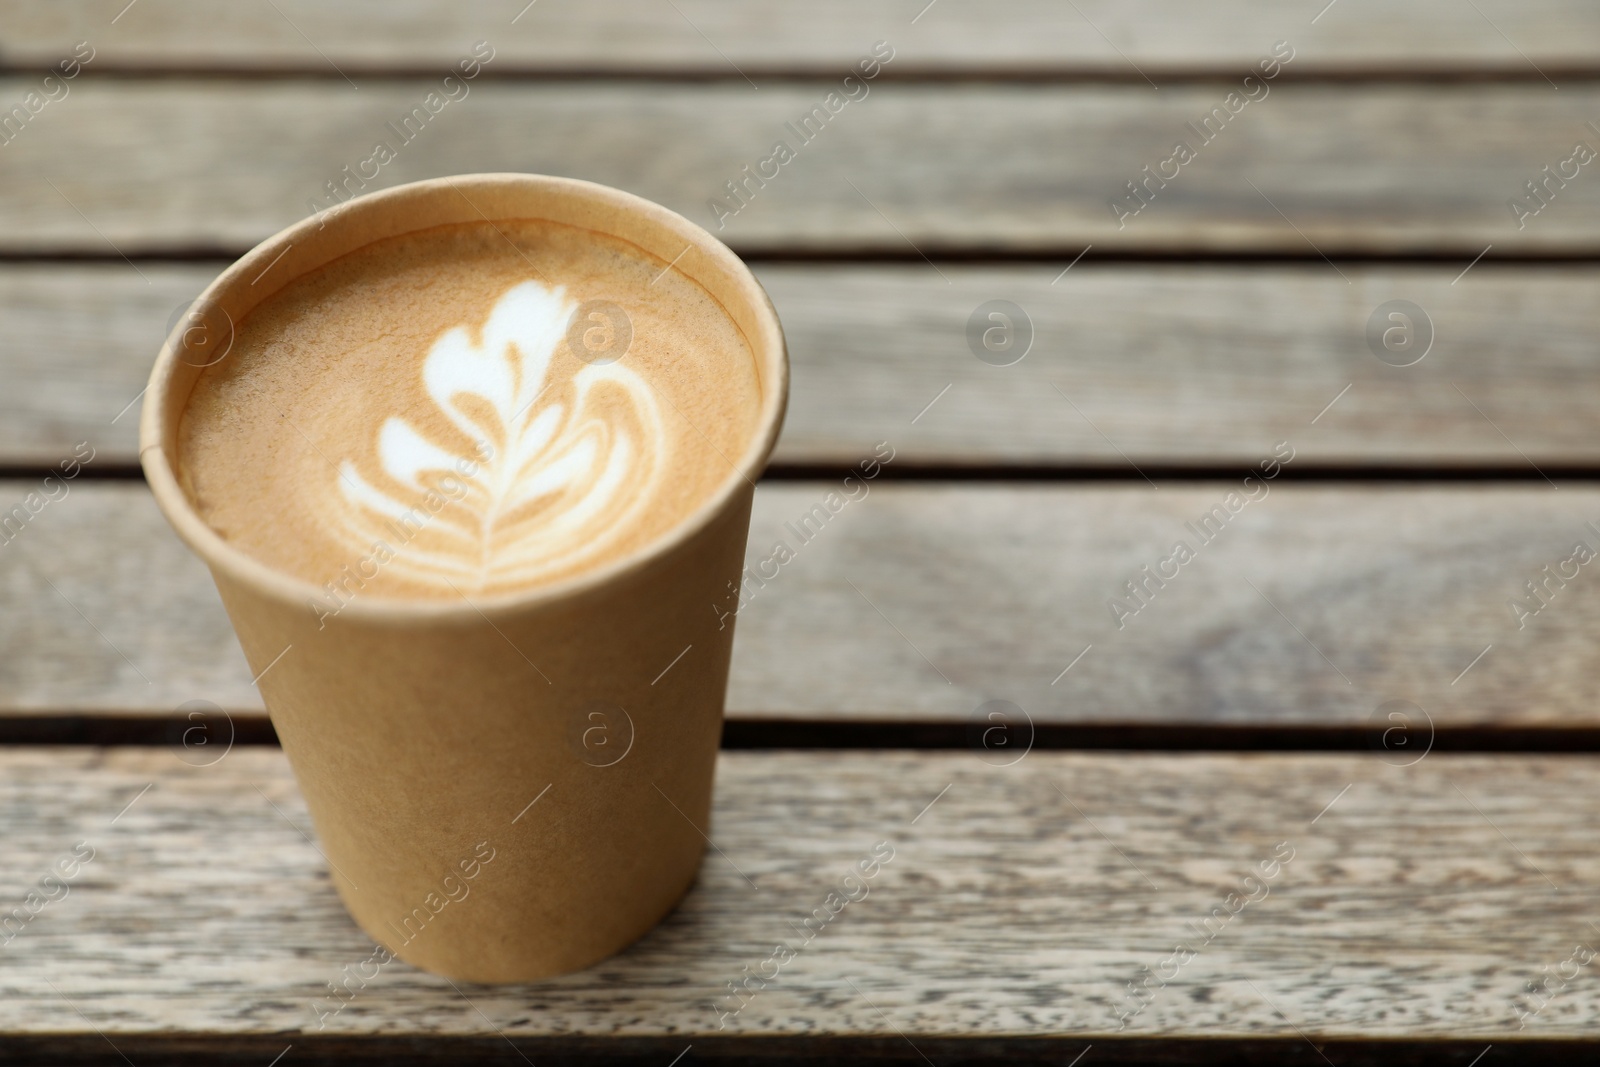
top-left (139, 174), bottom-right (789, 982)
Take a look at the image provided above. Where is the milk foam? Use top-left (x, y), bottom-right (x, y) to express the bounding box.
top-left (334, 280), bottom-right (664, 591)
top-left (176, 218), bottom-right (760, 601)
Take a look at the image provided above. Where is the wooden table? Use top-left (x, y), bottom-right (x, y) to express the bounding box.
top-left (3, 2), bottom-right (1600, 1062)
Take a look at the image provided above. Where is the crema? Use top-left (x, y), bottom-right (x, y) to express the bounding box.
top-left (178, 219), bottom-right (761, 600)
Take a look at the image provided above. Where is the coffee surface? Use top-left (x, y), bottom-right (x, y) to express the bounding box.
top-left (178, 219), bottom-right (761, 601)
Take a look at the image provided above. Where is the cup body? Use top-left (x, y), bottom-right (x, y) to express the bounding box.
top-left (140, 174), bottom-right (787, 982)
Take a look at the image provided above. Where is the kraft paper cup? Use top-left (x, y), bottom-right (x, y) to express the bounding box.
top-left (139, 175), bottom-right (788, 982)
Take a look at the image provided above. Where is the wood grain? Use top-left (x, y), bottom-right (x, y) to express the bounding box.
top-left (1, 746), bottom-right (1595, 1047)
top-left (5, 481), bottom-right (1600, 727)
top-left (3, 0), bottom-right (1596, 75)
top-left (10, 263), bottom-right (1600, 469)
top-left (3, 80), bottom-right (1598, 255)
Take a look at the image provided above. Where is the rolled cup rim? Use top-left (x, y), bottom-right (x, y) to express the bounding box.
top-left (139, 173), bottom-right (789, 626)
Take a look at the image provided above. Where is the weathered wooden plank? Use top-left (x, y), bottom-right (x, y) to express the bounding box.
top-left (2, 481), bottom-right (1596, 726)
top-left (3, 0), bottom-right (1596, 75)
top-left (0, 747), bottom-right (1594, 1046)
top-left (1, 80), bottom-right (1596, 254)
top-left (9, 263), bottom-right (1600, 469)
top-left (735, 263), bottom-right (1600, 468)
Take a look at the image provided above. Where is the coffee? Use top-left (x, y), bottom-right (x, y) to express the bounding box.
top-left (177, 218), bottom-right (761, 600)
top-left (145, 174), bottom-right (788, 982)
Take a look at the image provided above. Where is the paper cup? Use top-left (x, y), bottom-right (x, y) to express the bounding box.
top-left (140, 175), bottom-right (788, 982)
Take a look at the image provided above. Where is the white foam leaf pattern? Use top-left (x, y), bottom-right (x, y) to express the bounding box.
top-left (332, 280), bottom-right (664, 591)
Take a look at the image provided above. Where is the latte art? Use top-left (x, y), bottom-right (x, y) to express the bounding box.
top-left (177, 217), bottom-right (760, 601)
top-left (334, 281), bottom-right (664, 591)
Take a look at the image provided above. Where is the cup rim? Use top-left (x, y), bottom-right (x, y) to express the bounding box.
top-left (139, 173), bottom-right (788, 624)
